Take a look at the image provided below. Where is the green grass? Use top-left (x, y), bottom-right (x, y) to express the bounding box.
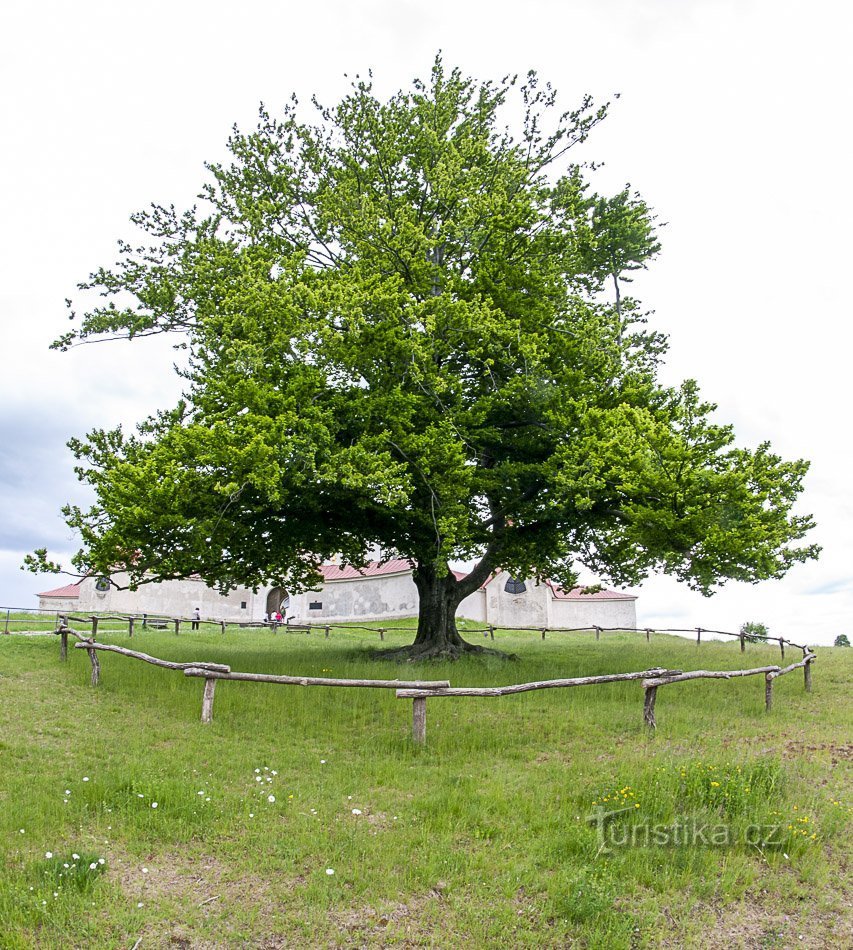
top-left (0, 625), bottom-right (850, 948)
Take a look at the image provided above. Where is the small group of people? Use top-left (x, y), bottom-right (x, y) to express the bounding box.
top-left (265, 610), bottom-right (284, 625)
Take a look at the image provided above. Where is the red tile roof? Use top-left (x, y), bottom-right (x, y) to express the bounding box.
top-left (38, 582), bottom-right (81, 598)
top-left (319, 558), bottom-right (414, 581)
top-left (545, 580), bottom-right (637, 601)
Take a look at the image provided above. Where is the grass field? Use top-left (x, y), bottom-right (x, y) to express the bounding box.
top-left (0, 623), bottom-right (850, 948)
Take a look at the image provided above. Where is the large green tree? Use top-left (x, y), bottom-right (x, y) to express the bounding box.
top-left (34, 59), bottom-right (819, 657)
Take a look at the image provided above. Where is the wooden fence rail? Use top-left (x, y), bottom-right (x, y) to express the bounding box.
top-left (45, 613), bottom-right (816, 658)
top-left (54, 624), bottom-right (817, 743)
top-left (397, 653), bottom-right (817, 743)
top-left (57, 625), bottom-right (449, 723)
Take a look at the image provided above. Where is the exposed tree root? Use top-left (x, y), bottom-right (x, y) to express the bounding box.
top-left (371, 640), bottom-right (517, 662)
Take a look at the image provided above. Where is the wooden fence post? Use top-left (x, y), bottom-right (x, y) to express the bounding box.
top-left (91, 616), bottom-right (99, 639)
top-left (142, 613), bottom-right (147, 629)
top-left (645, 628), bottom-right (651, 642)
top-left (201, 678), bottom-right (217, 723)
top-left (740, 630), bottom-right (746, 653)
top-left (643, 686), bottom-right (657, 730)
top-left (379, 628), bottom-right (385, 642)
top-left (220, 620), bottom-right (226, 635)
top-left (174, 619), bottom-right (181, 635)
top-left (87, 645), bottom-right (101, 686)
top-left (412, 697), bottom-right (426, 744)
top-left (594, 626), bottom-right (601, 641)
top-left (696, 627), bottom-right (702, 645)
top-left (541, 627), bottom-right (547, 640)
top-left (489, 625), bottom-right (495, 641)
top-left (325, 625), bottom-right (330, 639)
top-left (779, 639), bottom-right (785, 660)
top-left (804, 652), bottom-right (813, 693)
top-left (764, 673), bottom-right (773, 712)
top-left (60, 628), bottom-right (68, 661)
top-left (128, 617), bottom-right (135, 638)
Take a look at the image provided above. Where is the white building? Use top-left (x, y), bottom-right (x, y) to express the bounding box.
top-left (38, 560), bottom-right (637, 629)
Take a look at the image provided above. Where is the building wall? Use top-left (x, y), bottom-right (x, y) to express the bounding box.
top-left (72, 573), bottom-right (260, 620)
top-left (288, 571), bottom-right (418, 623)
top-left (548, 596), bottom-right (637, 630)
top-left (39, 570), bottom-right (637, 630)
top-left (457, 588), bottom-right (487, 622)
top-left (38, 596), bottom-right (79, 613)
top-left (482, 579), bottom-right (550, 628)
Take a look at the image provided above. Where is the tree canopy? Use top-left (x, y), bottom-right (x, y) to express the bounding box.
top-left (32, 58), bottom-right (819, 657)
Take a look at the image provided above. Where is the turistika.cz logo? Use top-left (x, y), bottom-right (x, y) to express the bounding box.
top-left (586, 805), bottom-right (783, 854)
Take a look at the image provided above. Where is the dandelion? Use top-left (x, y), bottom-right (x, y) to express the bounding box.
top-left (19, 829), bottom-right (25, 835)
top-left (249, 813), bottom-right (255, 818)
top-left (268, 795), bottom-right (276, 803)
top-left (320, 759), bottom-right (326, 764)
top-left (151, 802), bottom-right (158, 809)
top-left (89, 862), bottom-right (98, 870)
top-left (255, 776), bottom-right (263, 783)
top-left (45, 852), bottom-right (53, 859)
top-left (98, 858), bottom-right (105, 865)
top-left (271, 770), bottom-right (278, 776)
top-left (325, 868), bottom-right (335, 875)
top-left (351, 809), bottom-right (362, 816)
top-left (82, 777), bottom-right (89, 782)
top-left (72, 854), bottom-right (80, 861)
top-left (142, 868), bottom-right (148, 874)
top-left (65, 790), bottom-right (71, 796)
top-left (137, 902), bottom-right (144, 908)
top-left (198, 791), bottom-right (205, 796)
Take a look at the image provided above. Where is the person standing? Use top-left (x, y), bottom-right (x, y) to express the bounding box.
top-left (192, 606), bottom-right (201, 631)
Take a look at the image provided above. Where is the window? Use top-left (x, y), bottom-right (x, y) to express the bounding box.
top-left (240, 601), bottom-right (247, 609)
top-left (504, 577), bottom-right (527, 595)
top-left (309, 601), bottom-right (323, 610)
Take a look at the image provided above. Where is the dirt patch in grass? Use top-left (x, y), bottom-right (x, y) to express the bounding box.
top-left (321, 881), bottom-right (457, 946)
top-left (655, 888), bottom-right (851, 948)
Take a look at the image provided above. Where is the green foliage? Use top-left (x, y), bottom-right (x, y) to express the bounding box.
top-left (834, 634), bottom-right (850, 647)
top-left (740, 621), bottom-right (769, 643)
top-left (39, 57), bottom-right (818, 627)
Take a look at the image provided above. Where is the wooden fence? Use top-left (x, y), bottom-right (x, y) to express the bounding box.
top-left (55, 621), bottom-right (817, 743)
top-left (58, 625), bottom-right (449, 721)
top-left (54, 613), bottom-right (818, 659)
top-left (395, 648), bottom-right (816, 743)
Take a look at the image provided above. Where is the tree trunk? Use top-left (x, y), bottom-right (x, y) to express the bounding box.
top-left (377, 560), bottom-right (509, 661)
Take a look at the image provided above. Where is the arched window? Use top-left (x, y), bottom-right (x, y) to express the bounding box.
top-left (504, 577), bottom-right (527, 595)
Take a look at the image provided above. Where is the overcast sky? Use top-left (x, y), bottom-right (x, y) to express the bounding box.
top-left (1, 0), bottom-right (850, 644)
